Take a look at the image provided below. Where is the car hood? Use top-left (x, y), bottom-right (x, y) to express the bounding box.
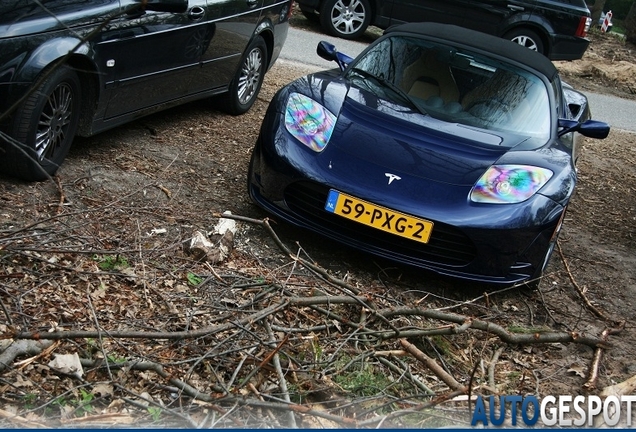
top-left (325, 86), bottom-right (532, 187)
top-left (0, 1), bottom-right (119, 39)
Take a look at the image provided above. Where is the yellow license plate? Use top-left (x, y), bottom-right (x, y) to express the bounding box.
top-left (324, 189), bottom-right (433, 244)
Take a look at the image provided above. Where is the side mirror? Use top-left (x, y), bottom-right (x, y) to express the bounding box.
top-left (317, 41), bottom-right (338, 62)
top-left (558, 119), bottom-right (610, 139)
top-left (317, 41), bottom-right (353, 71)
top-left (136, 0), bottom-right (188, 13)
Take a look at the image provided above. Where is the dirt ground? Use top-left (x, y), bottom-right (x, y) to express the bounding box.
top-left (0, 19), bottom-right (635, 427)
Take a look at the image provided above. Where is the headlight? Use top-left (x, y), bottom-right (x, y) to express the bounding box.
top-left (284, 92), bottom-right (336, 152)
top-left (470, 165), bottom-right (553, 204)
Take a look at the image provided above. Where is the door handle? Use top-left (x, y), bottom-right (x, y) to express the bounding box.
top-left (507, 4), bottom-right (525, 11)
top-left (188, 6), bottom-right (205, 20)
top-left (247, 0), bottom-right (258, 8)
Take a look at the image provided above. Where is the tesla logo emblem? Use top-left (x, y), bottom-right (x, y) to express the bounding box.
top-left (385, 173), bottom-right (401, 184)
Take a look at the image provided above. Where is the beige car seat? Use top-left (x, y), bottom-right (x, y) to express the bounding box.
top-left (402, 50), bottom-right (460, 104)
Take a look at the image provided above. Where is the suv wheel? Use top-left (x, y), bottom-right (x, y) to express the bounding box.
top-left (505, 28), bottom-right (545, 55)
top-left (320, 0), bottom-right (371, 39)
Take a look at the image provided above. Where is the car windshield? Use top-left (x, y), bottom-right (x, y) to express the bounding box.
top-left (346, 36), bottom-right (551, 140)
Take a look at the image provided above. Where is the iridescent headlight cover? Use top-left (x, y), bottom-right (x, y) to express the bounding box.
top-left (284, 92), bottom-right (336, 152)
top-left (471, 165), bottom-right (553, 204)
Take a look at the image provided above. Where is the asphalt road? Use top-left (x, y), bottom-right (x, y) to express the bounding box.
top-left (280, 27), bottom-right (636, 132)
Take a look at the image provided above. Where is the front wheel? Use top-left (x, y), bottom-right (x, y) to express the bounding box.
top-left (504, 28), bottom-right (544, 55)
top-left (223, 36), bottom-right (268, 115)
top-left (320, 0), bottom-right (371, 40)
top-left (3, 64), bottom-right (81, 181)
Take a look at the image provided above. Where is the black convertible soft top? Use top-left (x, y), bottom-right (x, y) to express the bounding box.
top-left (385, 23), bottom-right (558, 81)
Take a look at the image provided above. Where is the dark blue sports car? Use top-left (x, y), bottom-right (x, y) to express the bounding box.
top-left (248, 23), bottom-right (609, 286)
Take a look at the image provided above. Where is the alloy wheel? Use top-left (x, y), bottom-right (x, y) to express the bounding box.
top-left (511, 35), bottom-right (538, 51)
top-left (35, 82), bottom-right (74, 162)
top-left (330, 0), bottom-right (367, 36)
top-left (238, 47), bottom-right (263, 105)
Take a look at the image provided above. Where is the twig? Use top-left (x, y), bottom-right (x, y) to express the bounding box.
top-left (357, 388), bottom-right (467, 427)
top-left (116, 385), bottom-right (200, 427)
top-left (399, 338), bottom-right (465, 391)
top-left (557, 241), bottom-right (617, 323)
top-left (583, 323), bottom-right (625, 391)
top-left (0, 407), bottom-right (50, 428)
top-left (264, 320), bottom-right (296, 428)
top-left (488, 346), bottom-right (505, 392)
top-left (376, 355), bottom-right (435, 395)
top-left (237, 332), bottom-right (290, 390)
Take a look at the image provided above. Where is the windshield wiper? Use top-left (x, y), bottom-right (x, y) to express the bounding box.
top-left (349, 68), bottom-right (428, 116)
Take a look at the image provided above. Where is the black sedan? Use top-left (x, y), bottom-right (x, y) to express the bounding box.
top-left (0, 0), bottom-right (292, 181)
top-left (248, 23), bottom-right (609, 286)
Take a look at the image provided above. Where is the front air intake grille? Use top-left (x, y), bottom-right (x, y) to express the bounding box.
top-left (284, 181), bottom-right (477, 267)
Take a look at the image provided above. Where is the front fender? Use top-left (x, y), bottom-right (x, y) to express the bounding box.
top-left (562, 84), bottom-right (590, 122)
top-left (19, 36), bottom-right (91, 82)
top-left (501, 17), bottom-right (554, 54)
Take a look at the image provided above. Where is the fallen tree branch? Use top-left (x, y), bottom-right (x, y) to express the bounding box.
top-left (377, 307), bottom-right (608, 348)
top-left (0, 339), bottom-right (55, 373)
top-left (12, 300), bottom-right (288, 341)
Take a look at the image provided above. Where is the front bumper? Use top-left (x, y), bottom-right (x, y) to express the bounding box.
top-left (248, 133), bottom-right (565, 285)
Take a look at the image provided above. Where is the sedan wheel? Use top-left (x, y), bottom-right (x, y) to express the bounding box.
top-left (320, 0), bottom-right (371, 39)
top-left (224, 36), bottom-right (267, 115)
top-left (2, 64), bottom-right (81, 181)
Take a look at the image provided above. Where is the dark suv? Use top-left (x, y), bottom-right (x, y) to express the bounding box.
top-left (296, 0), bottom-right (592, 60)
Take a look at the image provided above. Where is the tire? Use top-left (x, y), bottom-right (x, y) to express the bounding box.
top-left (2, 64), bottom-right (81, 181)
top-left (504, 28), bottom-right (544, 55)
top-left (223, 36), bottom-right (267, 115)
top-left (319, 0), bottom-right (371, 40)
top-left (247, 147), bottom-right (258, 199)
top-left (525, 209), bottom-right (566, 289)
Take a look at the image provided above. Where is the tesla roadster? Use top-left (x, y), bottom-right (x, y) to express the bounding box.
top-left (247, 23), bottom-right (609, 286)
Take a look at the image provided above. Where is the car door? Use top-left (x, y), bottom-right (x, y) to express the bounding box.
top-left (459, 0), bottom-right (536, 35)
top-left (387, 0), bottom-right (466, 27)
top-left (198, 0), bottom-right (263, 87)
top-left (96, 0), bottom-right (213, 119)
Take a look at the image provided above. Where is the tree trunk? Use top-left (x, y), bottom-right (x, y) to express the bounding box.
top-left (626, 0), bottom-right (636, 44)
top-left (591, 0), bottom-right (607, 24)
